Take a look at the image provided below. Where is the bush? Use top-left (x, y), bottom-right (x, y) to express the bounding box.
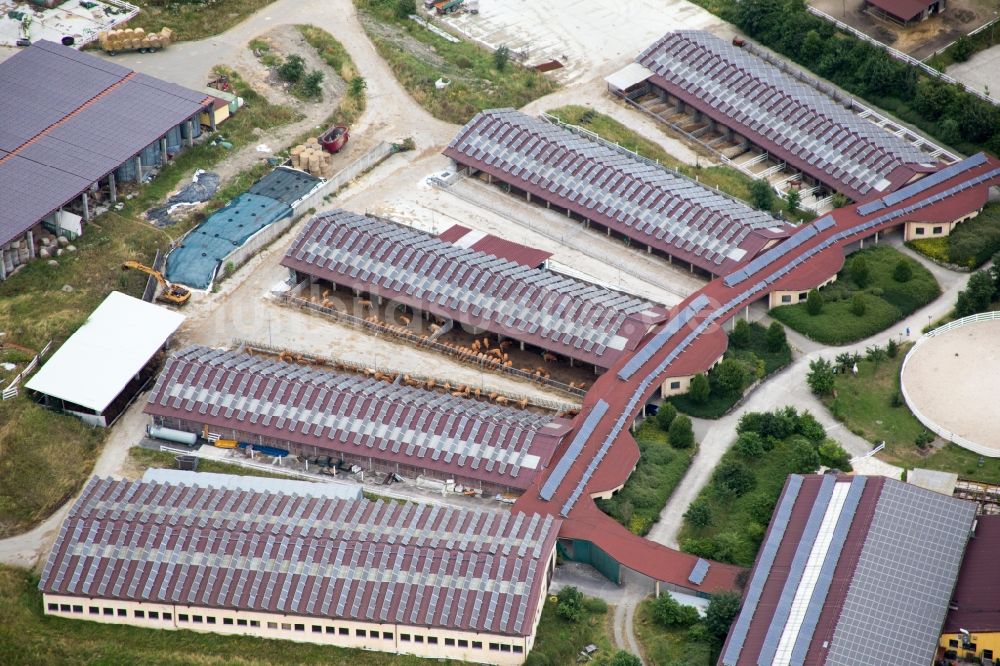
top-left (705, 592), bottom-right (742, 641)
top-left (850, 256), bottom-right (871, 288)
top-left (556, 586), bottom-right (584, 623)
top-left (952, 36), bottom-right (975, 62)
top-left (886, 338), bottom-right (899, 358)
top-left (893, 260), bottom-right (913, 283)
top-left (349, 75), bottom-right (367, 99)
top-left (807, 357), bottom-right (836, 396)
top-left (734, 432), bottom-right (765, 459)
top-left (818, 440), bottom-right (852, 471)
top-left (955, 269), bottom-right (997, 317)
top-left (278, 54), bottom-right (305, 83)
top-left (915, 430), bottom-right (935, 449)
top-left (765, 321), bottom-right (787, 352)
top-left (730, 318), bottom-right (751, 348)
top-left (713, 460), bottom-right (756, 497)
top-left (583, 597), bottom-right (609, 614)
top-left (850, 292), bottom-right (866, 317)
top-left (669, 415), bottom-right (695, 449)
top-left (300, 69), bottom-right (324, 98)
top-left (785, 189), bottom-right (800, 214)
top-left (494, 44), bottom-right (511, 71)
top-left (689, 373), bottom-right (710, 404)
top-left (651, 594), bottom-right (701, 628)
top-left (713, 358), bottom-right (751, 397)
top-left (609, 651), bottom-right (642, 666)
top-left (684, 500), bottom-right (713, 529)
top-left (806, 288), bottom-right (823, 315)
top-left (656, 402), bottom-right (677, 430)
top-left (749, 179), bottom-right (775, 211)
top-left (393, 0), bottom-right (415, 18)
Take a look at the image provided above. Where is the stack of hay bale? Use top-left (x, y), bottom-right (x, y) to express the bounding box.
top-left (289, 138), bottom-right (334, 179)
top-left (98, 27), bottom-right (174, 53)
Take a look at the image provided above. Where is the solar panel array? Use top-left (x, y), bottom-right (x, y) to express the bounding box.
top-left (39, 476), bottom-right (560, 636)
top-left (688, 558), bottom-right (710, 585)
top-left (825, 482), bottom-right (977, 666)
top-left (0, 41), bottom-right (210, 247)
top-left (283, 210), bottom-right (661, 367)
top-left (446, 109), bottom-right (783, 272)
top-left (549, 155), bottom-right (1000, 514)
top-left (538, 400), bottom-right (609, 501)
top-left (856, 152), bottom-right (989, 215)
top-left (618, 294), bottom-right (710, 380)
top-left (146, 346), bottom-right (558, 489)
top-left (637, 32), bottom-right (934, 198)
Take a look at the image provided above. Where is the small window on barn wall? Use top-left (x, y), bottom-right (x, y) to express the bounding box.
top-left (932, 226), bottom-right (943, 234)
top-left (915, 227), bottom-right (925, 235)
top-left (781, 294), bottom-right (792, 303)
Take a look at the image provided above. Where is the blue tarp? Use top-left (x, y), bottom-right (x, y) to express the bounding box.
top-left (248, 166), bottom-right (322, 206)
top-left (165, 192), bottom-right (292, 289)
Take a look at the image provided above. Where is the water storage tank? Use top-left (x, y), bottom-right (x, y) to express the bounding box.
top-left (147, 425), bottom-right (197, 446)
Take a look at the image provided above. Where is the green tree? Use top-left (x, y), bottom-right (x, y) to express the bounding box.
top-left (734, 431), bottom-right (765, 459)
top-left (349, 75), bottom-right (367, 99)
top-left (956, 269), bottom-right (998, 316)
top-left (730, 318), bottom-right (751, 348)
top-left (806, 288), bottom-right (823, 315)
top-left (713, 358), bottom-right (750, 397)
top-left (278, 54), bottom-right (305, 83)
top-left (656, 402), bottom-right (677, 430)
top-left (886, 338), bottom-right (899, 358)
top-left (669, 415), bottom-right (695, 449)
top-left (713, 460), bottom-right (756, 496)
top-left (865, 344), bottom-right (888, 371)
top-left (850, 293), bottom-right (866, 317)
top-left (788, 435), bottom-right (821, 473)
top-left (785, 189), bottom-right (801, 215)
top-left (952, 36), bottom-right (975, 62)
top-left (493, 44), bottom-right (511, 71)
top-left (556, 586), bottom-right (584, 623)
top-left (893, 259), bottom-right (913, 283)
top-left (765, 321), bottom-right (787, 352)
top-left (850, 256), bottom-right (871, 288)
top-left (609, 651), bottom-right (643, 666)
top-left (800, 30), bottom-right (824, 63)
top-left (300, 69), bottom-right (324, 98)
top-left (705, 591), bottom-right (742, 641)
top-left (859, 52), bottom-right (897, 95)
top-left (818, 440), bottom-right (852, 470)
top-left (796, 411), bottom-right (827, 443)
top-left (807, 357), bottom-right (836, 396)
top-left (651, 594), bottom-right (701, 628)
top-left (684, 499), bottom-right (713, 529)
top-left (689, 373), bottom-right (710, 404)
top-left (835, 352), bottom-right (855, 373)
top-left (737, 0), bottom-right (784, 37)
top-left (749, 179), bottom-right (775, 211)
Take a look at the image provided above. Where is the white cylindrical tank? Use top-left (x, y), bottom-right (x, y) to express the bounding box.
top-left (147, 425), bottom-right (197, 446)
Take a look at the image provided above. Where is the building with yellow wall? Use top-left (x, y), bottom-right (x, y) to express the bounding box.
top-left (939, 515), bottom-right (1000, 665)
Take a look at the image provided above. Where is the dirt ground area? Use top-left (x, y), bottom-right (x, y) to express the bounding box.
top-left (438, 0), bottom-right (734, 84)
top-left (902, 319), bottom-right (1000, 452)
top-left (809, 0), bottom-right (999, 59)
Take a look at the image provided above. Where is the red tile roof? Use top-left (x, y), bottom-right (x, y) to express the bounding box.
top-left (444, 109), bottom-right (792, 275)
top-left (145, 346), bottom-right (566, 491)
top-left (511, 153), bottom-right (1000, 596)
top-left (438, 223), bottom-right (553, 268)
top-left (39, 476), bottom-right (560, 636)
top-left (636, 32), bottom-right (939, 201)
top-left (944, 514), bottom-right (1000, 633)
top-left (281, 209), bottom-right (668, 369)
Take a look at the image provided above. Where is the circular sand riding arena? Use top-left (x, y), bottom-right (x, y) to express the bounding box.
top-left (901, 314), bottom-right (1000, 456)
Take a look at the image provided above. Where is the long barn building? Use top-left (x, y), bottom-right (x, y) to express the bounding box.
top-left (443, 108), bottom-right (793, 278)
top-left (282, 209), bottom-right (669, 371)
top-left (40, 472), bottom-right (560, 665)
top-left (145, 346), bottom-right (569, 495)
top-left (626, 31), bottom-right (940, 202)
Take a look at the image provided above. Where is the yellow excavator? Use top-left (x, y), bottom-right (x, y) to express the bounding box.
top-left (122, 260), bottom-right (191, 306)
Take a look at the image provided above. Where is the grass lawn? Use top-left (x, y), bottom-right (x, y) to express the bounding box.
top-left (0, 565), bottom-right (442, 666)
top-left (355, 0), bottom-right (557, 124)
top-left (528, 593), bottom-right (615, 666)
top-left (125, 0), bottom-right (277, 43)
top-left (907, 202), bottom-right (1000, 269)
top-left (128, 447), bottom-right (295, 481)
top-left (823, 348), bottom-right (1000, 484)
top-left (771, 246), bottom-right (939, 345)
top-left (0, 72), bottom-right (301, 537)
top-left (667, 322), bottom-right (792, 419)
top-left (634, 599), bottom-right (714, 666)
top-left (596, 421), bottom-right (697, 535)
top-left (545, 105), bottom-right (815, 223)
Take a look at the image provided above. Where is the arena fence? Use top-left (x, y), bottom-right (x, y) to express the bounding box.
top-left (900, 310), bottom-right (1000, 457)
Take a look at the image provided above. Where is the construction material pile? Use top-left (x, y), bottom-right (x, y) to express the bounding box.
top-left (98, 26), bottom-right (173, 54)
top-left (289, 138), bottom-right (334, 179)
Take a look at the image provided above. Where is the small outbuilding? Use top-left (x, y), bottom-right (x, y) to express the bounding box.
top-left (865, 0), bottom-right (946, 25)
top-left (26, 291), bottom-right (184, 427)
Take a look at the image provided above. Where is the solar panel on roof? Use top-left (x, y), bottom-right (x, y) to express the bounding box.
top-left (688, 558), bottom-right (710, 585)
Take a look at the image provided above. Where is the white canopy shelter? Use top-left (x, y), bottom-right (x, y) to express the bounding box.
top-left (27, 292), bottom-right (184, 422)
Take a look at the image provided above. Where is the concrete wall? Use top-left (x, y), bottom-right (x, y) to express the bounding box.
top-left (767, 275), bottom-right (837, 309)
top-left (42, 544), bottom-right (557, 665)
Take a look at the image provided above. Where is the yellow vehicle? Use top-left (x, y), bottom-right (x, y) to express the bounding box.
top-left (214, 439), bottom-right (238, 449)
top-left (122, 260), bottom-right (191, 306)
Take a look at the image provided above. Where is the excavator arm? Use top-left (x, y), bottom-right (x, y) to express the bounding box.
top-left (122, 260), bottom-right (191, 305)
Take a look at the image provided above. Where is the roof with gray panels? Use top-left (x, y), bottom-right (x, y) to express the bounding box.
top-left (0, 41), bottom-right (210, 247)
top-left (443, 109), bottom-right (789, 275)
top-left (281, 209), bottom-right (668, 369)
top-left (145, 346), bottom-right (567, 490)
top-left (637, 32), bottom-right (938, 201)
top-left (720, 474), bottom-right (977, 666)
top-left (40, 475), bottom-right (560, 636)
